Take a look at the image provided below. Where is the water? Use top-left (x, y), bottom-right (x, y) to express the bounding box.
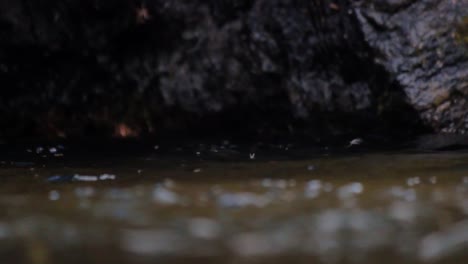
top-left (0, 143), bottom-right (467, 264)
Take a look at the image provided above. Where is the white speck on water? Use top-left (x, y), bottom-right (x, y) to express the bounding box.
top-left (99, 174), bottom-right (116, 180)
top-left (49, 190), bottom-right (60, 201)
top-left (193, 168), bottom-right (202, 173)
top-left (307, 165), bottom-right (316, 171)
top-left (36, 146), bottom-right (44, 154)
top-left (73, 175), bottom-right (98, 182)
top-left (48, 147), bottom-right (57, 154)
top-left (249, 153), bottom-right (255, 160)
top-left (154, 145), bottom-right (159, 150)
top-left (347, 138), bottom-right (363, 148)
top-left (137, 169), bottom-right (143, 174)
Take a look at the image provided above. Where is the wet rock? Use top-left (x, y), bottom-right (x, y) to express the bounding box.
top-left (354, 0), bottom-right (468, 133)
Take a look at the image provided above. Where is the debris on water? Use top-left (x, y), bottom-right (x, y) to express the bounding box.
top-left (193, 168), bottom-right (202, 173)
top-left (48, 190), bottom-right (60, 201)
top-left (152, 186), bottom-right (180, 205)
top-left (347, 138), bottom-right (363, 148)
top-left (419, 220), bottom-right (468, 261)
top-left (249, 153), bottom-right (255, 160)
top-left (429, 176), bottom-right (437, 184)
top-left (137, 169), bottom-right (142, 174)
top-left (307, 165), bottom-right (316, 171)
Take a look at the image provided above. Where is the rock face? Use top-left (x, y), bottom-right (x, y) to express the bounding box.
top-left (354, 0), bottom-right (468, 133)
top-left (0, 0), bottom-right (465, 139)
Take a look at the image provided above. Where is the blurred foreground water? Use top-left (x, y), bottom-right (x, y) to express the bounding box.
top-left (0, 142), bottom-right (467, 264)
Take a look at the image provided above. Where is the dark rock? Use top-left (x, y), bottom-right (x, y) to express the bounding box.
top-left (0, 0), bottom-right (463, 140)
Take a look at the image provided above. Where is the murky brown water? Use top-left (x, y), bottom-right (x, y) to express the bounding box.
top-left (0, 143), bottom-right (467, 264)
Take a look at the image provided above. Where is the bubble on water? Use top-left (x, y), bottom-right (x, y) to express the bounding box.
top-left (305, 180), bottom-right (322, 198)
top-left (121, 229), bottom-right (183, 255)
top-left (217, 192), bottom-right (270, 208)
top-left (49, 190), bottom-right (60, 201)
top-left (275, 179), bottom-right (287, 189)
top-left (407, 177), bottom-right (421, 186)
top-left (419, 220), bottom-right (468, 261)
top-left (288, 179), bottom-right (296, 187)
top-left (388, 186), bottom-right (417, 201)
top-left (463, 177), bottom-right (468, 184)
top-left (323, 182), bottom-right (334, 193)
top-left (188, 218), bottom-right (220, 239)
top-left (261, 178), bottom-right (273, 188)
top-left (229, 232), bottom-right (274, 256)
top-left (337, 182), bottom-right (364, 199)
top-left (152, 186), bottom-right (180, 205)
top-left (163, 178), bottom-right (175, 188)
top-left (74, 187), bottom-right (95, 198)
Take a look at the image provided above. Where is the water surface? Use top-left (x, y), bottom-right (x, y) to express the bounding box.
top-left (0, 143), bottom-right (467, 264)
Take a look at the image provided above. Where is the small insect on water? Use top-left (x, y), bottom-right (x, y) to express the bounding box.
top-left (347, 138), bottom-right (363, 148)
